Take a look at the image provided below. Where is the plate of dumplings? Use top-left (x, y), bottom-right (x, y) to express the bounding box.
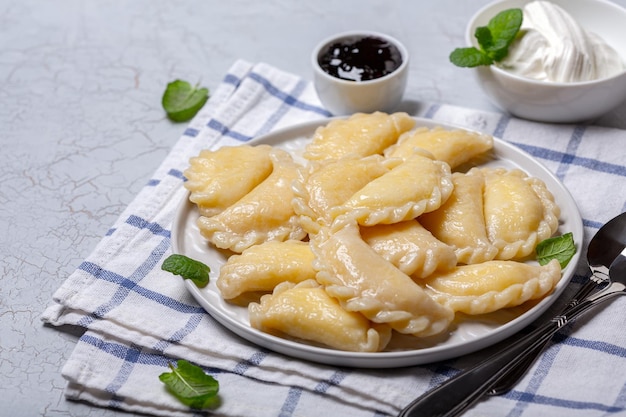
top-left (171, 112), bottom-right (583, 368)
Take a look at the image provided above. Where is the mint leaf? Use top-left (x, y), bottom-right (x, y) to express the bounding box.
top-left (536, 232), bottom-right (577, 269)
top-left (159, 360), bottom-right (219, 409)
top-left (161, 254), bottom-right (210, 288)
top-left (450, 8), bottom-right (523, 68)
top-left (474, 26), bottom-right (494, 51)
top-left (486, 8), bottom-right (523, 56)
top-left (449, 47), bottom-right (493, 67)
top-left (162, 80), bottom-right (209, 122)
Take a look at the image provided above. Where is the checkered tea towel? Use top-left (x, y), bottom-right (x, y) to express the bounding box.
top-left (43, 59), bottom-right (626, 417)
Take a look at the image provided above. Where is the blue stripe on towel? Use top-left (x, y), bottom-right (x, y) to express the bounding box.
top-left (80, 333), bottom-right (228, 373)
top-left (207, 118), bottom-right (253, 142)
top-left (278, 387), bottom-right (303, 417)
top-left (203, 72), bottom-right (330, 143)
top-left (422, 103), bottom-right (441, 119)
top-left (223, 72), bottom-right (242, 88)
top-left (77, 261), bottom-right (205, 315)
top-left (556, 335), bottom-right (626, 358)
top-left (253, 78), bottom-right (310, 137)
top-left (505, 390), bottom-right (624, 413)
top-left (125, 215), bottom-right (171, 238)
top-left (232, 351), bottom-right (269, 375)
top-left (584, 218), bottom-right (604, 230)
top-left (512, 142), bottom-right (626, 177)
top-left (157, 313), bottom-right (206, 347)
top-left (184, 127), bottom-right (200, 137)
top-left (314, 370), bottom-right (348, 393)
top-left (105, 342), bottom-right (142, 401)
top-left (249, 71), bottom-right (330, 117)
top-left (493, 115), bottom-right (511, 138)
top-left (167, 168), bottom-right (185, 180)
top-left (146, 168), bottom-right (185, 187)
top-left (81, 334), bottom-right (170, 366)
top-left (78, 238), bottom-right (170, 325)
top-left (555, 125), bottom-right (586, 180)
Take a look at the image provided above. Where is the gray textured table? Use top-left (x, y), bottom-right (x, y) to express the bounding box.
top-left (2, 1), bottom-right (625, 416)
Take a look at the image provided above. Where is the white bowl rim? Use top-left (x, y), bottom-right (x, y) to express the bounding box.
top-left (464, 0), bottom-right (626, 86)
top-left (311, 30), bottom-right (410, 86)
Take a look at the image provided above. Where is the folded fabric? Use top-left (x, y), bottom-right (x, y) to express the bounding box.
top-left (42, 59), bottom-right (626, 417)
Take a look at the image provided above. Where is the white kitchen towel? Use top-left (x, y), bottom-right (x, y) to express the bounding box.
top-left (43, 59), bottom-right (626, 417)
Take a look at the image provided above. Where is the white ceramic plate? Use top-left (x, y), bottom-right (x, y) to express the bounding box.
top-left (171, 117), bottom-right (583, 368)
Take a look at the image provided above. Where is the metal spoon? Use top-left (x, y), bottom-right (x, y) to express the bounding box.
top-left (398, 212), bottom-right (626, 417)
top-left (487, 211), bottom-right (626, 395)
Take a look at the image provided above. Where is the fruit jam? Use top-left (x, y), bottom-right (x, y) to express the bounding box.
top-left (318, 35), bottom-right (403, 82)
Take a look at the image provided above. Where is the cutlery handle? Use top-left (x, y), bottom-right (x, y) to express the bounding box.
top-left (398, 288), bottom-right (622, 417)
top-left (485, 345), bottom-right (543, 396)
top-left (398, 326), bottom-right (555, 416)
top-left (486, 272), bottom-right (606, 396)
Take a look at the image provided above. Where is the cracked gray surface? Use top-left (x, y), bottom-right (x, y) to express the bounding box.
top-left (1, 1), bottom-right (625, 416)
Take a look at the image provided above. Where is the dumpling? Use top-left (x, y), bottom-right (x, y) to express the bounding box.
top-left (481, 168), bottom-right (560, 260)
top-left (184, 145), bottom-right (273, 217)
top-left (360, 219), bottom-right (457, 279)
top-left (423, 259), bottom-right (562, 315)
top-left (249, 280), bottom-right (392, 352)
top-left (310, 218), bottom-right (454, 337)
top-left (384, 126), bottom-right (494, 169)
top-left (330, 151), bottom-right (453, 226)
top-left (291, 155), bottom-right (392, 233)
top-left (217, 240), bottom-right (316, 300)
top-left (419, 170), bottom-right (498, 264)
top-left (197, 148), bottom-right (306, 253)
top-left (303, 112), bottom-right (415, 161)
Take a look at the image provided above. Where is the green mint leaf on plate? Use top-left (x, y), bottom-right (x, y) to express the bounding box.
top-left (162, 80), bottom-right (209, 122)
top-left (159, 360), bottom-right (219, 409)
top-left (161, 254), bottom-right (210, 288)
top-left (449, 8), bottom-right (522, 67)
top-left (536, 232), bottom-right (577, 269)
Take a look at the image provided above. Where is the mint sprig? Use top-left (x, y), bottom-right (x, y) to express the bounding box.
top-left (450, 8), bottom-right (523, 67)
top-left (536, 232), bottom-right (577, 269)
top-left (162, 80), bottom-right (209, 122)
top-left (161, 254), bottom-right (211, 288)
top-left (159, 360), bottom-right (219, 409)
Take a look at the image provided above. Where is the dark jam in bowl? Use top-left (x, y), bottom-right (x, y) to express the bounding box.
top-left (318, 35), bottom-right (403, 82)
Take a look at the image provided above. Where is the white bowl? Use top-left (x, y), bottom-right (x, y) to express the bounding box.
top-left (466, 0), bottom-right (626, 123)
top-left (311, 31), bottom-right (409, 116)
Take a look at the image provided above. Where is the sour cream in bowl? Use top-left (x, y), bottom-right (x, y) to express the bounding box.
top-left (466, 0), bottom-right (626, 123)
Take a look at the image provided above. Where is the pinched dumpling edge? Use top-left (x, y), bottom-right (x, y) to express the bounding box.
top-left (423, 259), bottom-right (562, 315)
top-left (478, 167), bottom-right (561, 260)
top-left (330, 151), bottom-right (454, 226)
top-left (418, 170), bottom-right (499, 265)
top-left (183, 144), bottom-right (274, 217)
top-left (360, 220), bottom-right (457, 279)
top-left (310, 218), bottom-right (455, 337)
top-left (291, 154), bottom-right (392, 234)
top-left (248, 280), bottom-right (392, 352)
top-left (216, 240), bottom-right (316, 300)
top-left (384, 125), bottom-right (494, 169)
top-left (196, 148), bottom-right (306, 253)
top-left (303, 111), bottom-right (415, 161)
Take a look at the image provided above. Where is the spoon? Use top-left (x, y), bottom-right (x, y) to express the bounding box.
top-left (398, 212), bottom-right (626, 417)
top-left (487, 211), bottom-right (626, 395)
